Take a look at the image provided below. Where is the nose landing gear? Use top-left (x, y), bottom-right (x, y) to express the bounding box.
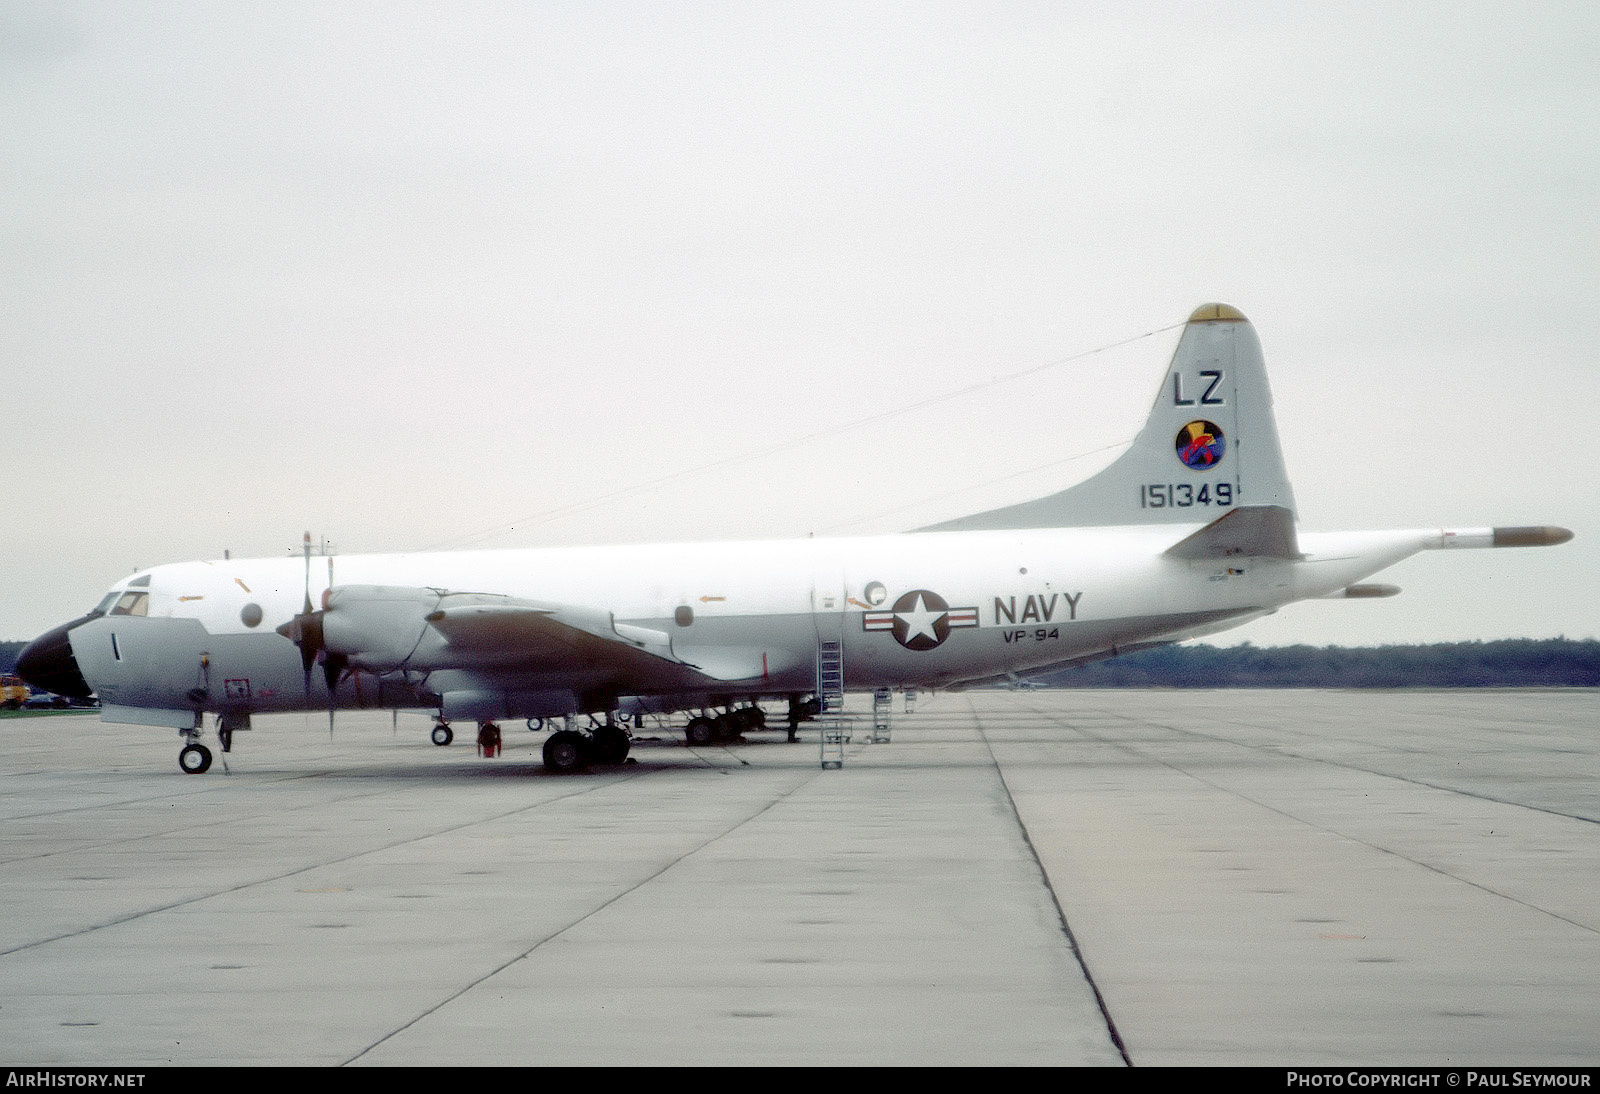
top-left (177, 715), bottom-right (242, 775)
top-left (178, 742), bottom-right (212, 774)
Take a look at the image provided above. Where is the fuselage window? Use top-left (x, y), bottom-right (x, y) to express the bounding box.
top-left (110, 591), bottom-right (149, 616)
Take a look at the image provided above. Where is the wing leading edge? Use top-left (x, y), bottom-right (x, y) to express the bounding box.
top-left (283, 584), bottom-right (775, 691)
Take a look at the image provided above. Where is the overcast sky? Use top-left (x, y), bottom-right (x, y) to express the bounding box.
top-left (3, 1), bottom-right (1596, 647)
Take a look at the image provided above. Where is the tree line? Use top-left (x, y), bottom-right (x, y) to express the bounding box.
top-left (1037, 637), bottom-right (1600, 688)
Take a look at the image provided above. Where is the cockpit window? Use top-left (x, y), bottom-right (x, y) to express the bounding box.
top-left (109, 591), bottom-right (149, 616)
top-left (93, 592), bottom-right (120, 615)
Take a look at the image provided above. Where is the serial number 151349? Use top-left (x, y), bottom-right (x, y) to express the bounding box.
top-left (1140, 482), bottom-right (1235, 508)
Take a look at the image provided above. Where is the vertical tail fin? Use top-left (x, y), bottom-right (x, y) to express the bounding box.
top-left (920, 303), bottom-right (1296, 531)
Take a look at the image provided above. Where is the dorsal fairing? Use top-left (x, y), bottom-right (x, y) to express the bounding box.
top-left (920, 303), bottom-right (1296, 532)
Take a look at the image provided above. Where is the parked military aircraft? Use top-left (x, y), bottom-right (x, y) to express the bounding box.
top-left (17, 304), bottom-right (1571, 773)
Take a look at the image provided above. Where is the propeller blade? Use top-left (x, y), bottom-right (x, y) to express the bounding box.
top-left (322, 650), bottom-right (348, 695)
top-left (323, 653), bottom-right (352, 738)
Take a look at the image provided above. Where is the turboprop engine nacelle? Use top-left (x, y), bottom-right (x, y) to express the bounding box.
top-left (318, 585), bottom-right (445, 672)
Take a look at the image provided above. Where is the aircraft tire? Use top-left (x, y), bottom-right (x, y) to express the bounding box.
top-left (179, 743), bottom-right (212, 774)
top-left (741, 707), bottom-right (766, 730)
top-left (543, 730), bottom-right (589, 773)
top-left (590, 725), bottom-right (630, 765)
top-left (684, 715), bottom-right (715, 746)
top-left (431, 723), bottom-right (453, 746)
top-left (713, 712), bottom-right (742, 740)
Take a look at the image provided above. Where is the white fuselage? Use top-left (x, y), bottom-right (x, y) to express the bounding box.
top-left (65, 524), bottom-right (1435, 726)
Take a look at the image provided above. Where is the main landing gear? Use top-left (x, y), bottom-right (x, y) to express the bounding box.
top-left (684, 705), bottom-right (767, 746)
top-left (541, 715), bottom-right (633, 773)
top-left (588, 723), bottom-right (630, 765)
top-left (431, 714), bottom-right (634, 773)
top-left (542, 729), bottom-right (587, 772)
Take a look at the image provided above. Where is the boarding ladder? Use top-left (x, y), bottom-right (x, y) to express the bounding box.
top-left (817, 640), bottom-right (848, 768)
top-left (871, 687), bottom-right (892, 743)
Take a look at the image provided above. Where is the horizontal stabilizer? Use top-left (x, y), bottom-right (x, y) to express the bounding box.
top-left (1165, 505), bottom-right (1300, 560)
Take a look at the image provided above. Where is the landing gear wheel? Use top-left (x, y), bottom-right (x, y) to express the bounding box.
top-left (590, 724), bottom-right (630, 765)
top-left (713, 712), bottom-right (742, 740)
top-left (179, 743), bottom-right (212, 774)
top-left (741, 706), bottom-right (766, 730)
top-left (543, 730), bottom-right (590, 773)
top-left (684, 715), bottom-right (715, 746)
top-left (431, 723), bottom-right (453, 746)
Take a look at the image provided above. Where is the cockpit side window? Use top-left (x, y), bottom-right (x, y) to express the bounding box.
top-left (109, 591), bottom-right (149, 616)
top-left (93, 592), bottom-right (120, 615)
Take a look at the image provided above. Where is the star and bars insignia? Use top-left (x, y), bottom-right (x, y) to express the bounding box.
top-left (862, 589), bottom-right (980, 651)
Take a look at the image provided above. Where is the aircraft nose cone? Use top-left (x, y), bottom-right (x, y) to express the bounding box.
top-left (16, 618), bottom-right (94, 700)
